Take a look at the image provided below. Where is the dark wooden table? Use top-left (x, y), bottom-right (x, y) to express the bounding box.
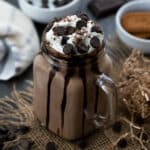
top-left (0, 0), bottom-right (116, 98)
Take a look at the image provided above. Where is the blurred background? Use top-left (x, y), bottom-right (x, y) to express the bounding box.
top-left (0, 0), bottom-right (128, 97)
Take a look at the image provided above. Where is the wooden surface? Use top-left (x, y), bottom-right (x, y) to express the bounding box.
top-left (0, 0), bottom-right (118, 98)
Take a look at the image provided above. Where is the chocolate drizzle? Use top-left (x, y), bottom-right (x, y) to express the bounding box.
top-left (46, 68), bottom-right (56, 129)
top-left (61, 76), bottom-right (69, 128)
top-left (91, 61), bottom-right (101, 114)
top-left (83, 76), bottom-right (87, 136)
top-left (61, 69), bottom-right (74, 129)
top-left (79, 68), bottom-right (87, 136)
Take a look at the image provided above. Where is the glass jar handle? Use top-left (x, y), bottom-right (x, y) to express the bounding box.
top-left (85, 73), bottom-right (117, 128)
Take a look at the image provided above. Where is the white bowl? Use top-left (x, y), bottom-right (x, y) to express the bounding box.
top-left (116, 0), bottom-right (150, 53)
top-left (18, 0), bottom-right (81, 24)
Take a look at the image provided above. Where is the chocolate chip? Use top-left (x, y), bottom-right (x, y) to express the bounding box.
top-left (53, 26), bottom-right (75, 36)
top-left (45, 22), bottom-right (54, 32)
top-left (46, 142), bottom-right (57, 150)
top-left (53, 0), bottom-right (73, 7)
top-left (54, 17), bottom-right (62, 22)
top-left (78, 13), bottom-right (89, 22)
top-left (112, 121), bottom-right (122, 133)
top-left (142, 133), bottom-right (149, 141)
top-left (66, 26), bottom-right (75, 35)
top-left (117, 138), bottom-right (128, 148)
top-left (61, 36), bottom-right (69, 45)
top-left (91, 26), bottom-right (102, 33)
top-left (76, 20), bottom-right (87, 30)
top-left (53, 26), bottom-right (66, 36)
top-left (137, 132), bottom-right (148, 141)
top-left (134, 114), bottom-right (145, 126)
top-left (63, 44), bottom-right (76, 55)
top-left (77, 41), bottom-right (89, 54)
top-left (90, 36), bottom-right (100, 48)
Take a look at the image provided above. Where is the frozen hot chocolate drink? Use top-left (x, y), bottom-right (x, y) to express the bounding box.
top-left (34, 14), bottom-right (117, 140)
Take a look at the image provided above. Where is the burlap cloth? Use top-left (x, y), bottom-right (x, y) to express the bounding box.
top-left (0, 35), bottom-right (150, 150)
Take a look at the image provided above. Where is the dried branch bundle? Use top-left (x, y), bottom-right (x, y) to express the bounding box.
top-left (118, 51), bottom-right (150, 118)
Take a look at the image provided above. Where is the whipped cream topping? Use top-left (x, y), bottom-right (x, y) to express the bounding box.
top-left (45, 14), bottom-right (104, 55)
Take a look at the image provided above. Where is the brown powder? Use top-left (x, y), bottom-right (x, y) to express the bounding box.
top-left (122, 12), bottom-right (150, 39)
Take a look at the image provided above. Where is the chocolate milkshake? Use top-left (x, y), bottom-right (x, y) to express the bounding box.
top-left (34, 14), bottom-right (117, 140)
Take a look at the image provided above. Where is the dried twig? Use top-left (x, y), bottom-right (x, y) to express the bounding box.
top-left (118, 51), bottom-right (150, 118)
top-left (111, 51), bottom-right (150, 150)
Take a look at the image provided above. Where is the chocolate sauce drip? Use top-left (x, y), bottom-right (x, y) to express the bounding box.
top-left (42, 0), bottom-right (48, 8)
top-left (61, 69), bottom-right (74, 129)
top-left (91, 61), bottom-right (101, 114)
top-left (83, 76), bottom-right (87, 136)
top-left (61, 77), bottom-right (69, 128)
top-left (79, 68), bottom-right (87, 136)
top-left (46, 68), bottom-right (56, 129)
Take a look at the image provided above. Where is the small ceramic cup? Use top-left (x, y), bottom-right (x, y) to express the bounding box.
top-left (32, 0), bottom-right (42, 7)
top-left (116, 0), bottom-right (150, 53)
top-left (18, 0), bottom-right (81, 24)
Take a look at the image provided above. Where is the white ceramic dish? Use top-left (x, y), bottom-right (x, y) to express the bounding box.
top-left (18, 0), bottom-right (81, 24)
top-left (116, 0), bottom-right (150, 53)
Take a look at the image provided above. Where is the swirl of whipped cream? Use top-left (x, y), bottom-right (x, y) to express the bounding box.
top-left (45, 14), bottom-right (104, 55)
